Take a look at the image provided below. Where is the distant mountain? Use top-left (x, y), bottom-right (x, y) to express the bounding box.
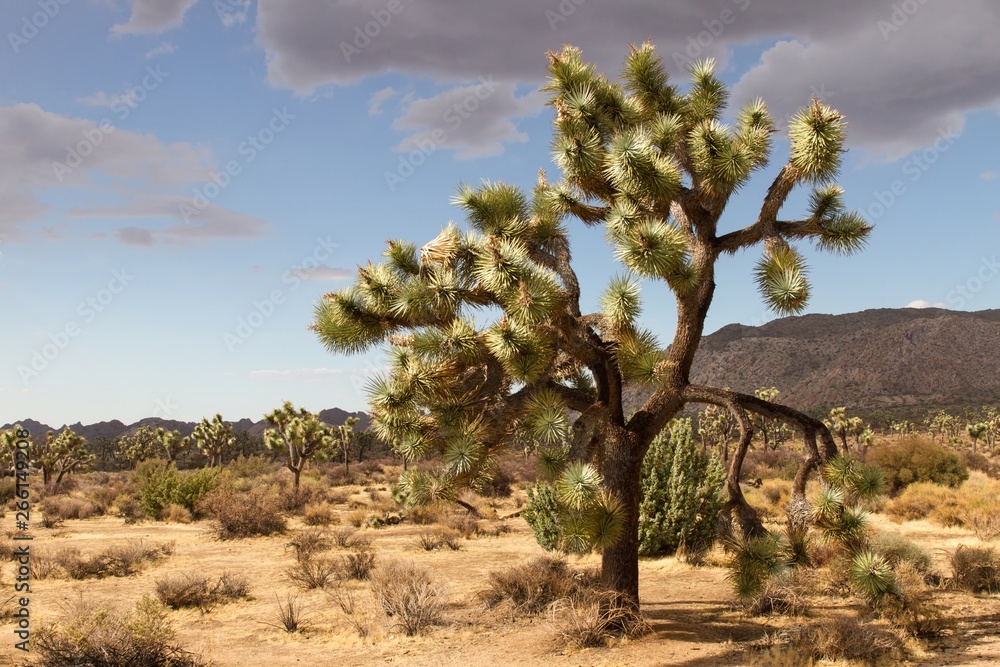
top-left (625, 307), bottom-right (1000, 413)
top-left (2, 409), bottom-right (371, 442)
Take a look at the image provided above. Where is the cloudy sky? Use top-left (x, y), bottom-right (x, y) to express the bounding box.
top-left (2, 0), bottom-right (998, 426)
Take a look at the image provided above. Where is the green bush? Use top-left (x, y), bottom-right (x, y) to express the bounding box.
top-left (638, 419), bottom-right (725, 557)
top-left (522, 483), bottom-right (562, 552)
top-left (867, 437), bottom-right (968, 495)
top-left (135, 460), bottom-right (219, 519)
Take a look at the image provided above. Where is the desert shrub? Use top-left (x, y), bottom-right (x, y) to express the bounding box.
top-left (870, 532), bottom-right (932, 573)
top-left (415, 527), bottom-right (462, 551)
top-left (204, 488), bottom-right (286, 539)
top-left (638, 420), bottom-right (726, 557)
top-left (478, 556), bottom-right (589, 615)
top-left (34, 595), bottom-right (205, 667)
top-left (302, 502), bottom-right (337, 526)
top-left (522, 483), bottom-right (563, 551)
top-left (867, 436), bottom-right (968, 494)
top-left (30, 553), bottom-right (61, 579)
top-left (331, 526), bottom-right (359, 549)
top-left (742, 447), bottom-right (802, 481)
top-left (369, 559), bottom-right (445, 636)
top-left (885, 472), bottom-right (1000, 538)
top-left (286, 527), bottom-right (332, 562)
top-left (950, 545), bottom-right (1000, 594)
top-left (287, 556), bottom-right (340, 591)
top-left (742, 569), bottom-right (810, 617)
top-left (42, 496), bottom-right (98, 521)
top-left (223, 454), bottom-right (278, 479)
top-left (478, 464), bottom-right (514, 498)
top-left (113, 495), bottom-right (145, 524)
top-left (875, 562), bottom-right (949, 637)
top-left (885, 481), bottom-right (958, 523)
top-left (271, 593), bottom-right (309, 633)
top-left (159, 504), bottom-right (192, 524)
top-left (53, 540), bottom-right (173, 580)
top-left (341, 549), bottom-right (377, 580)
top-left (0, 478), bottom-right (16, 505)
top-left (345, 508), bottom-right (368, 528)
top-left (751, 616), bottom-right (906, 666)
top-left (443, 513), bottom-right (481, 539)
top-left (155, 572), bottom-right (251, 611)
top-left (404, 503), bottom-right (443, 526)
top-left (552, 590), bottom-right (648, 648)
top-left (86, 483), bottom-right (125, 513)
top-left (327, 488), bottom-right (350, 504)
top-left (135, 460), bottom-right (219, 519)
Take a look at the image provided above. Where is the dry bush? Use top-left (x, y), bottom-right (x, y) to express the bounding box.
top-left (875, 562), bottom-right (950, 637)
top-left (752, 616), bottom-right (906, 666)
top-left (479, 556), bottom-right (591, 616)
top-left (326, 489), bottom-right (350, 504)
top-left (886, 473), bottom-right (1000, 538)
top-left (743, 448), bottom-right (801, 481)
top-left (33, 595), bottom-right (205, 667)
top-left (0, 536), bottom-right (17, 560)
top-left (331, 526), bottom-right (359, 549)
top-left (443, 514), bottom-right (481, 539)
top-left (303, 502), bottom-right (338, 526)
top-left (345, 508), bottom-right (369, 528)
top-left (204, 488), bottom-right (286, 539)
top-left (42, 496), bottom-right (99, 521)
top-left (287, 556), bottom-right (340, 591)
top-left (405, 504), bottom-right (443, 525)
top-left (113, 496), bottom-right (145, 525)
top-left (40, 513), bottom-right (65, 529)
top-left (742, 570), bottom-right (810, 617)
top-left (369, 559), bottom-right (446, 636)
top-left (552, 590), bottom-right (649, 648)
top-left (415, 528), bottom-right (462, 551)
top-left (744, 479), bottom-right (791, 520)
top-left (53, 539), bottom-right (172, 580)
top-left (155, 572), bottom-right (251, 611)
top-left (950, 545), bottom-right (1000, 594)
top-left (870, 532), bottom-right (932, 573)
top-left (341, 549), bottom-right (377, 580)
top-left (159, 504), bottom-right (192, 524)
top-left (286, 527), bottom-right (332, 562)
top-left (270, 592), bottom-right (310, 633)
top-left (885, 481), bottom-right (957, 523)
top-left (30, 552), bottom-right (61, 580)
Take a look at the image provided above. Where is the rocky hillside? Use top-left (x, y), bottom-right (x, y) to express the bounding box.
top-left (626, 307), bottom-right (1000, 413)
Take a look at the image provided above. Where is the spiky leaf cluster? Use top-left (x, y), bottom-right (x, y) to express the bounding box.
top-left (191, 414), bottom-right (234, 468)
top-left (115, 426), bottom-right (161, 468)
top-left (263, 401), bottom-right (341, 484)
top-left (155, 428), bottom-right (188, 463)
top-left (32, 428), bottom-right (94, 485)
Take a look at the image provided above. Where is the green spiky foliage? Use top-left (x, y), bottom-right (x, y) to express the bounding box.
top-left (335, 416), bottom-right (360, 475)
top-left (0, 424), bottom-right (29, 476)
top-left (191, 414), bottom-right (234, 468)
top-left (263, 402), bottom-right (340, 489)
top-left (824, 406), bottom-right (866, 456)
top-left (637, 419), bottom-right (726, 556)
top-left (725, 532), bottom-right (789, 603)
top-left (155, 428), bottom-right (188, 464)
top-left (32, 428), bottom-right (94, 485)
top-left (311, 42), bottom-right (868, 604)
top-left (115, 426), bottom-right (162, 469)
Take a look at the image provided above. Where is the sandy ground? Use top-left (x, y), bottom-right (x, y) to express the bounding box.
top-left (2, 504), bottom-right (998, 666)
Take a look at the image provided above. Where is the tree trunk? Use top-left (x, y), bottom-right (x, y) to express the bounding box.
top-left (600, 427), bottom-right (644, 607)
top-left (344, 446), bottom-right (349, 477)
top-left (722, 427), bottom-right (765, 539)
top-left (292, 467), bottom-right (301, 490)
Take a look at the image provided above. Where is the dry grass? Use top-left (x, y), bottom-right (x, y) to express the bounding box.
top-left (285, 527), bottom-right (332, 562)
top-left (48, 539), bottom-right (173, 580)
top-left (886, 472), bottom-right (1000, 535)
top-left (286, 555), bottom-right (341, 591)
top-left (204, 489), bottom-right (286, 539)
top-left (270, 592), bottom-right (310, 633)
top-left (415, 527), bottom-right (462, 551)
top-left (551, 590), bottom-right (649, 648)
top-left (369, 559), bottom-right (446, 636)
top-left (42, 496), bottom-right (99, 521)
top-left (750, 615), bottom-right (907, 666)
top-left (950, 545), bottom-right (1000, 594)
top-left (159, 504), bottom-right (193, 524)
top-left (302, 501), bottom-right (338, 526)
top-left (478, 556), bottom-right (593, 616)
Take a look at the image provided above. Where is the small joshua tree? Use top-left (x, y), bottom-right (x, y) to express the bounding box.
top-left (312, 42), bottom-right (868, 607)
top-left (33, 428), bottom-right (94, 485)
top-left (191, 415), bottom-right (234, 468)
top-left (0, 425), bottom-right (28, 477)
top-left (966, 422), bottom-right (987, 453)
top-left (155, 428), bottom-right (189, 463)
top-left (336, 417), bottom-right (360, 475)
top-left (824, 406), bottom-right (865, 457)
top-left (116, 426), bottom-right (162, 469)
top-left (752, 387), bottom-right (794, 452)
top-left (263, 402), bottom-right (340, 489)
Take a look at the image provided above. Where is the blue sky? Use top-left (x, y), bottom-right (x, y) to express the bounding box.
top-left (2, 0), bottom-right (998, 426)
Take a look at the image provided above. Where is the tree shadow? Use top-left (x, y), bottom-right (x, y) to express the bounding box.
top-left (641, 599), bottom-right (769, 645)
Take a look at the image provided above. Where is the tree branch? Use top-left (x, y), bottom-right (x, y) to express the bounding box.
top-left (713, 164), bottom-right (798, 254)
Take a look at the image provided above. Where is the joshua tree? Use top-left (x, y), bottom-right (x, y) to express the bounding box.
top-left (890, 420), bottom-right (913, 440)
top-left (0, 425), bottom-right (28, 476)
top-left (966, 422), bottom-right (987, 453)
top-left (263, 402), bottom-right (339, 489)
top-left (824, 406), bottom-right (864, 457)
top-left (115, 426), bottom-right (161, 469)
top-left (752, 387), bottom-right (794, 452)
top-left (33, 428), bottom-right (94, 485)
top-left (697, 402), bottom-right (736, 461)
top-left (191, 414), bottom-right (234, 468)
top-left (155, 428), bottom-right (189, 463)
top-left (335, 417), bottom-right (360, 476)
top-left (312, 43), bottom-right (867, 606)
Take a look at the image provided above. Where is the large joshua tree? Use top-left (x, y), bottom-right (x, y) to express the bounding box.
top-left (312, 43), bottom-right (869, 606)
top-left (263, 402), bottom-right (340, 489)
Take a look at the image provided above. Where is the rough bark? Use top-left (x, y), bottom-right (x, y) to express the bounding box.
top-left (600, 426), bottom-right (645, 607)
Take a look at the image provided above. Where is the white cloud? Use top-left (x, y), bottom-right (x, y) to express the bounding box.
top-left (0, 103), bottom-right (266, 244)
top-left (218, 0), bottom-right (251, 27)
top-left (256, 0), bottom-right (1000, 160)
top-left (368, 86), bottom-right (396, 116)
top-left (289, 265), bottom-right (353, 281)
top-left (981, 171), bottom-right (998, 181)
top-left (391, 81), bottom-right (546, 159)
top-left (113, 0), bottom-right (199, 35)
top-left (77, 89), bottom-right (141, 110)
top-left (906, 300), bottom-right (947, 309)
top-left (145, 42), bottom-right (177, 58)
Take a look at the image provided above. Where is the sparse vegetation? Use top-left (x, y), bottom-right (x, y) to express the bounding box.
top-left (203, 488), bottom-right (286, 539)
top-left (868, 436), bottom-right (969, 494)
top-left (369, 559), bottom-right (446, 636)
top-left (155, 572), bottom-right (251, 611)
